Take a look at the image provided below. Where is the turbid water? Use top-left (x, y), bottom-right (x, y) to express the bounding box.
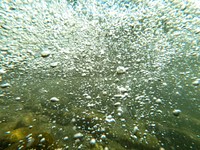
top-left (0, 0), bottom-right (200, 149)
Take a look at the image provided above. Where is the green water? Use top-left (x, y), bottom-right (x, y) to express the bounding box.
top-left (0, 0), bottom-right (200, 149)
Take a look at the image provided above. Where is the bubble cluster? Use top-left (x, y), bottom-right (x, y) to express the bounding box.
top-left (0, 0), bottom-right (199, 149)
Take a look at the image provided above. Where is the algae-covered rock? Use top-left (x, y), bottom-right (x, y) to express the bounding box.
top-left (70, 108), bottom-right (161, 149)
top-left (0, 127), bottom-right (57, 150)
top-left (13, 113), bottom-right (35, 129)
top-left (106, 118), bottom-right (160, 150)
top-left (154, 122), bottom-right (200, 150)
top-left (73, 110), bottom-right (107, 132)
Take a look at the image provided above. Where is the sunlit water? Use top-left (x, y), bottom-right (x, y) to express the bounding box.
top-left (0, 0), bottom-right (200, 149)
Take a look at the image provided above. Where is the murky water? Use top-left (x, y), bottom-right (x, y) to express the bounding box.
top-left (0, 0), bottom-right (200, 149)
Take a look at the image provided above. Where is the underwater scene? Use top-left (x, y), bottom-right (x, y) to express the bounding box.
top-left (0, 0), bottom-right (200, 149)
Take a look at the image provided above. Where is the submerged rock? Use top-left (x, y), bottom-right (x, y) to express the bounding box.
top-left (0, 127), bottom-right (57, 150)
